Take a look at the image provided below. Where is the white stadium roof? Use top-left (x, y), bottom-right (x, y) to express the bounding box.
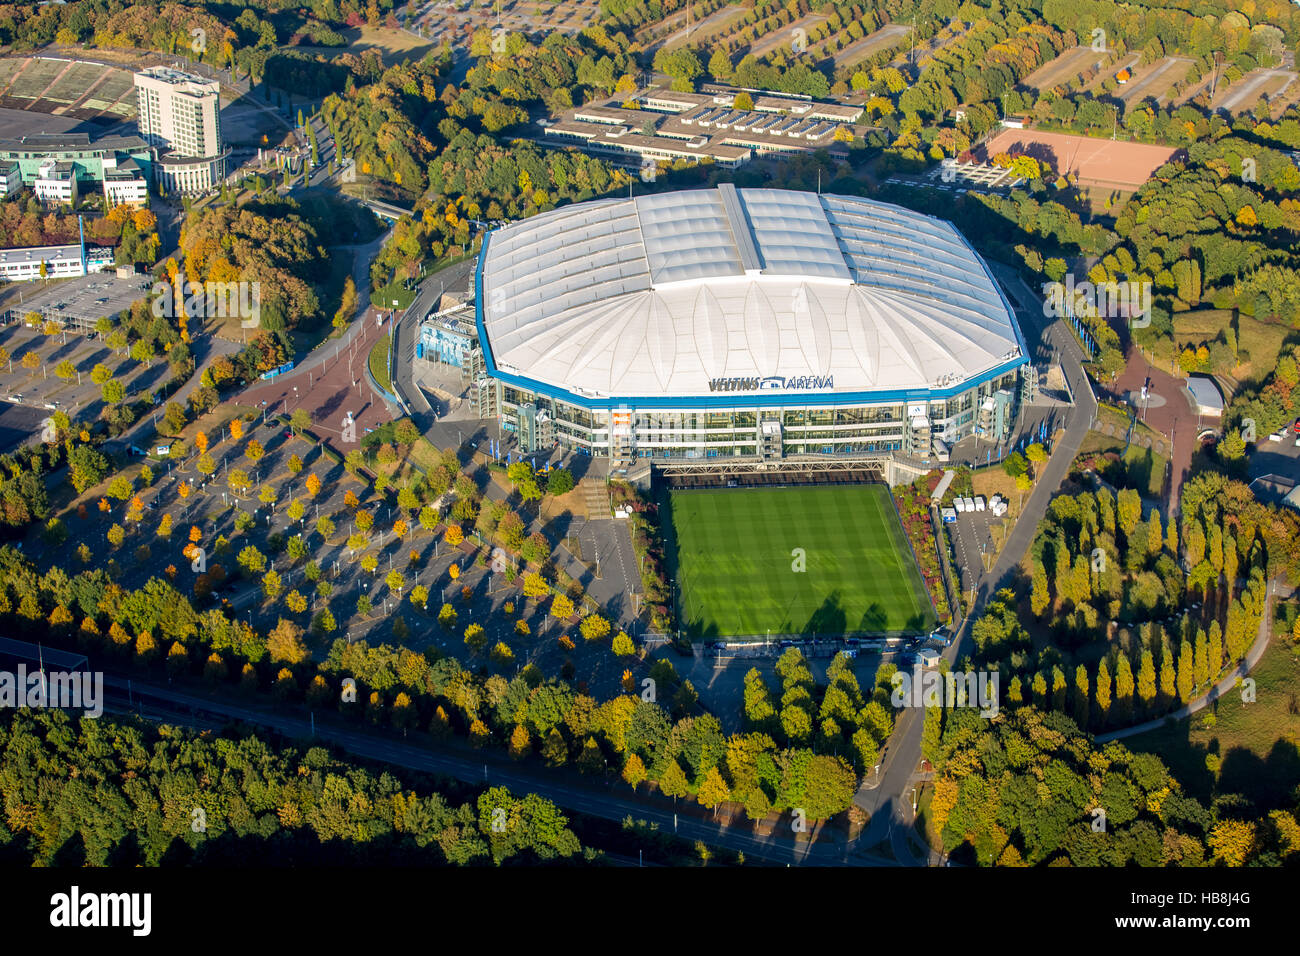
top-left (477, 185), bottom-right (1024, 403)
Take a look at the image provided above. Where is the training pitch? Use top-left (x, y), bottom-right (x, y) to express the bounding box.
top-left (665, 484), bottom-right (936, 639)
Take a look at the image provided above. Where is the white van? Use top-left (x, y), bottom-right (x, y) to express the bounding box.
top-left (974, 495), bottom-right (987, 512)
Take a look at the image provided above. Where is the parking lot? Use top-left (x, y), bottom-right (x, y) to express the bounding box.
top-left (1, 270), bottom-right (151, 332)
top-left (0, 323), bottom-right (167, 422)
top-left (410, 0), bottom-right (600, 45)
top-left (944, 506), bottom-right (999, 596)
top-left (1248, 424), bottom-right (1300, 497)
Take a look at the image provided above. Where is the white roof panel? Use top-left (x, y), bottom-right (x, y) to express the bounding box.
top-left (479, 187), bottom-right (1022, 399)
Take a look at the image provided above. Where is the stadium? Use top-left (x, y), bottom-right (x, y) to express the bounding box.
top-left (471, 184), bottom-right (1029, 470)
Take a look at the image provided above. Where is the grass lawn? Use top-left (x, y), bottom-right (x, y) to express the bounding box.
top-left (1077, 409), bottom-right (1166, 499)
top-left (1125, 628), bottom-right (1300, 810)
top-left (665, 484), bottom-right (935, 639)
top-left (368, 333), bottom-right (392, 394)
top-left (372, 280), bottom-right (418, 312)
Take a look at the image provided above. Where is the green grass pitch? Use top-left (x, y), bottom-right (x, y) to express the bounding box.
top-left (665, 484), bottom-right (936, 639)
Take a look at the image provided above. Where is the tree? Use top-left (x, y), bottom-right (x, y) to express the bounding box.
top-left (1159, 651), bottom-right (1176, 710)
top-left (162, 402), bottom-right (186, 435)
top-left (463, 622), bottom-right (487, 653)
top-left (550, 594), bottom-right (575, 620)
top-left (696, 766), bottom-right (730, 815)
top-left (577, 737), bottom-right (606, 775)
top-left (1146, 510), bottom-right (1164, 557)
top-left (1194, 630), bottom-right (1209, 688)
top-left (508, 725), bottom-right (531, 760)
top-left (1209, 820), bottom-right (1256, 866)
top-left (1113, 652), bottom-right (1135, 724)
top-left (580, 614), bottom-right (611, 642)
top-left (1030, 556), bottom-right (1050, 616)
top-left (107, 475), bottom-right (133, 501)
top-left (657, 759), bottom-right (689, 797)
top-left (506, 462), bottom-right (543, 508)
top-left (546, 468), bottom-right (574, 496)
top-left (622, 752), bottom-right (647, 789)
top-left (438, 603), bottom-right (458, 630)
top-left (102, 380), bottom-right (126, 404)
top-left (708, 48), bottom-right (733, 82)
top-left (1117, 488), bottom-right (1142, 536)
top-left (267, 618), bottom-right (308, 663)
top-left (1072, 664), bottom-right (1090, 728)
top-left (238, 545), bottom-right (266, 574)
top-left (1137, 650), bottom-right (1157, 715)
top-left (1176, 639), bottom-right (1195, 704)
top-left (1094, 658), bottom-right (1112, 728)
top-left (611, 631), bottom-right (635, 656)
top-left (520, 571), bottom-right (548, 601)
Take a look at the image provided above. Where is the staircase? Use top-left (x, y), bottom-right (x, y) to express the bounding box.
top-left (581, 478), bottom-right (610, 519)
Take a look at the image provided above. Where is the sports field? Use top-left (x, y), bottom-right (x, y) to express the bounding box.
top-left (665, 484), bottom-right (935, 639)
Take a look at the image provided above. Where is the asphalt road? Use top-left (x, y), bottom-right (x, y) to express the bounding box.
top-left (391, 258), bottom-right (478, 429)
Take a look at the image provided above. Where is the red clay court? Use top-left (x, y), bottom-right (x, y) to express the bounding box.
top-left (976, 129), bottom-right (1181, 191)
top-left (240, 306), bottom-right (398, 453)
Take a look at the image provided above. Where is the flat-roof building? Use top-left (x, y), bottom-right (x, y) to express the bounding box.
top-left (544, 86), bottom-right (865, 173)
top-left (0, 242), bottom-right (112, 282)
top-left (0, 132), bottom-right (152, 205)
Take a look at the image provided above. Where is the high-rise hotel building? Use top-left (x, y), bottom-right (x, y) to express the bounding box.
top-left (133, 66), bottom-right (228, 195)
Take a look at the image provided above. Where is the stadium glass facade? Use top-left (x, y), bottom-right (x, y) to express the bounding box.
top-left (484, 372), bottom-right (1021, 459)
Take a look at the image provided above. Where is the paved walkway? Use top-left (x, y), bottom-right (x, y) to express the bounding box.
top-left (1104, 347), bottom-right (1198, 513)
top-left (239, 230), bottom-right (397, 447)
